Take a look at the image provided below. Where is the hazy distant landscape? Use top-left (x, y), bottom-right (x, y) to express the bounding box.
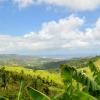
top-left (0, 54), bottom-right (98, 69)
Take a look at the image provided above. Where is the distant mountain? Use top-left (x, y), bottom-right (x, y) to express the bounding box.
top-left (0, 54), bottom-right (63, 69)
top-left (0, 54), bottom-right (99, 69)
top-left (41, 55), bottom-right (100, 69)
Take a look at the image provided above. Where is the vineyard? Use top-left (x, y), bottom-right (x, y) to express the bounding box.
top-left (0, 58), bottom-right (100, 100)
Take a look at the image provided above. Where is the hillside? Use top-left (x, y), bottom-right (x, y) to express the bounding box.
top-left (41, 56), bottom-right (100, 69)
top-left (0, 66), bottom-right (64, 100)
top-left (0, 54), bottom-right (100, 70)
top-left (0, 55), bottom-right (100, 100)
top-left (0, 54), bottom-right (63, 69)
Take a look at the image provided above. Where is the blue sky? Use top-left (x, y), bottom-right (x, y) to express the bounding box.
top-left (0, 2), bottom-right (71, 35)
top-left (0, 0), bottom-right (100, 57)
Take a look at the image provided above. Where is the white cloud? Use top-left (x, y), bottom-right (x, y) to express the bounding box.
top-left (24, 15), bottom-right (86, 49)
top-left (0, 34), bottom-right (46, 53)
top-left (13, 0), bottom-right (33, 8)
top-left (0, 15), bottom-right (100, 53)
top-left (13, 0), bottom-right (100, 11)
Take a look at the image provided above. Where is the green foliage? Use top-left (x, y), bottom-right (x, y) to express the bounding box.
top-left (0, 66), bottom-right (62, 100)
top-left (72, 91), bottom-right (97, 100)
top-left (0, 58), bottom-right (100, 100)
top-left (88, 61), bottom-right (98, 76)
top-left (27, 87), bottom-right (51, 100)
top-left (17, 81), bottom-right (24, 100)
top-left (61, 63), bottom-right (99, 100)
top-left (61, 65), bottom-right (73, 84)
top-left (0, 96), bottom-right (8, 100)
top-left (89, 61), bottom-right (100, 84)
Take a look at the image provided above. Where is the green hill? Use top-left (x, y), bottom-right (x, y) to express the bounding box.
top-left (0, 55), bottom-right (100, 100)
top-left (0, 66), bottom-right (64, 100)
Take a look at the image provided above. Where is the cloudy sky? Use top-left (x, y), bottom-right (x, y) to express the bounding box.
top-left (0, 0), bottom-right (100, 57)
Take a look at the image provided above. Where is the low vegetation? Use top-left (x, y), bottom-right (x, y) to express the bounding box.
top-left (0, 56), bottom-right (100, 100)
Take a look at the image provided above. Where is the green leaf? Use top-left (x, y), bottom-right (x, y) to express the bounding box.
top-left (72, 91), bottom-right (97, 100)
top-left (61, 64), bottom-right (74, 85)
top-left (53, 92), bottom-right (71, 100)
top-left (61, 64), bottom-right (100, 91)
top-left (0, 96), bottom-right (8, 100)
top-left (88, 61), bottom-right (97, 72)
top-left (27, 87), bottom-right (51, 100)
top-left (18, 80), bottom-right (24, 100)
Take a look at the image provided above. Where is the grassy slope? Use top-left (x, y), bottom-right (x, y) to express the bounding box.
top-left (4, 66), bottom-right (63, 86)
top-left (3, 56), bottom-right (100, 87)
top-left (0, 66), bottom-right (64, 100)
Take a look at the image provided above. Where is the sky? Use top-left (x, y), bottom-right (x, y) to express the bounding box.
top-left (0, 0), bottom-right (100, 57)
